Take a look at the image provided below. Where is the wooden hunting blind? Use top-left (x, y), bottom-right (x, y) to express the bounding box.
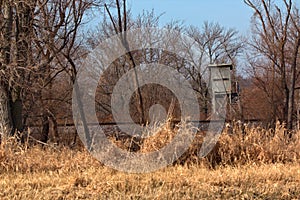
top-left (209, 64), bottom-right (233, 115)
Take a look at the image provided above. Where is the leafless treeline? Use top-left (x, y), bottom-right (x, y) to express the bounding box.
top-left (0, 0), bottom-right (299, 144)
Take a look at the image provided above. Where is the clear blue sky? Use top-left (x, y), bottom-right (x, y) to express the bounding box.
top-left (128, 0), bottom-right (253, 35)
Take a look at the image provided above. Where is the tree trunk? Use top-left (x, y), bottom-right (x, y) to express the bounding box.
top-left (73, 81), bottom-right (92, 150)
top-left (0, 84), bottom-right (12, 139)
top-left (41, 114), bottom-right (49, 144)
top-left (10, 1), bottom-right (35, 134)
top-left (282, 62), bottom-right (289, 124)
top-left (287, 36), bottom-right (300, 130)
top-left (48, 112), bottom-right (59, 144)
top-left (287, 70), bottom-right (295, 130)
top-left (0, 0), bottom-right (13, 138)
top-left (10, 98), bottom-right (23, 134)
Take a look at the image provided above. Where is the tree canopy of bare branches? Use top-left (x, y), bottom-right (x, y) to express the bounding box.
top-left (245, 0), bottom-right (300, 128)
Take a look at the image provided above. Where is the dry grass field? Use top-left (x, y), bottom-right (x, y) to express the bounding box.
top-left (1, 121), bottom-right (300, 199)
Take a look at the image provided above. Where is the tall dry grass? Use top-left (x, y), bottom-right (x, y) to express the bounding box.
top-left (1, 120), bottom-right (300, 173)
top-left (1, 122), bottom-right (300, 199)
top-left (0, 136), bottom-right (99, 174)
top-left (184, 120), bottom-right (300, 167)
top-left (211, 121), bottom-right (300, 166)
top-left (110, 120), bottom-right (300, 168)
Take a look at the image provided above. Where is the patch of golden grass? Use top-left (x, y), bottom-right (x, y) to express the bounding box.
top-left (0, 137), bottom-right (100, 174)
top-left (139, 120), bottom-right (300, 167)
top-left (208, 121), bottom-right (300, 167)
top-left (1, 121), bottom-right (300, 199)
top-left (141, 119), bottom-right (183, 152)
top-left (0, 157), bottom-right (300, 199)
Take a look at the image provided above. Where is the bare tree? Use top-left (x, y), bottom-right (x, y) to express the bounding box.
top-left (0, 0), bottom-right (36, 138)
top-left (0, 0), bottom-right (100, 143)
top-left (88, 3), bottom-right (244, 124)
top-left (185, 22), bottom-right (243, 119)
top-left (88, 7), bottom-right (187, 124)
top-left (103, 0), bottom-right (147, 125)
top-left (35, 0), bottom-right (102, 146)
top-left (245, 0), bottom-right (300, 129)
